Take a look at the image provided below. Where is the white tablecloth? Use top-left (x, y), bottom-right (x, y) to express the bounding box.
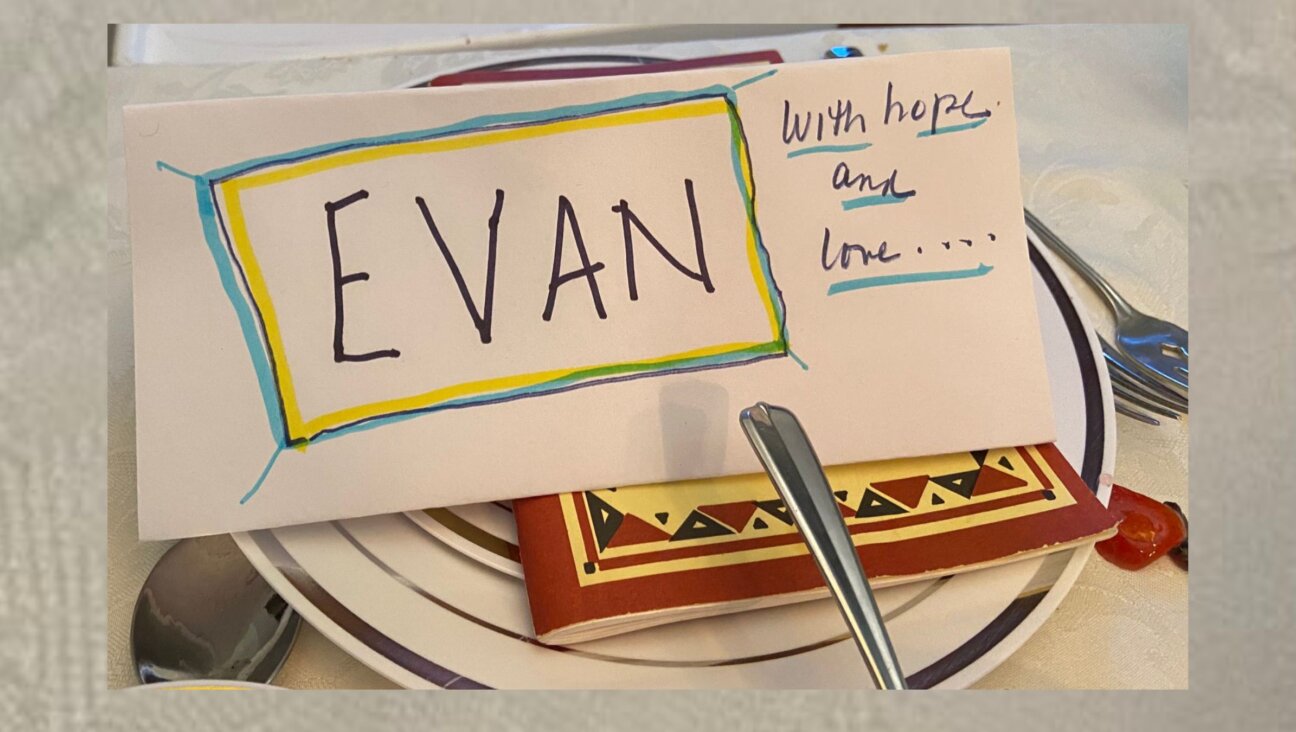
top-left (106, 24), bottom-right (1187, 689)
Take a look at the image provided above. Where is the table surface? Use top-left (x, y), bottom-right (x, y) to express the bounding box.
top-left (106, 24), bottom-right (1187, 690)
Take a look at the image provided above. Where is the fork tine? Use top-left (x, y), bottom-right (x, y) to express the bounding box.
top-left (1099, 335), bottom-right (1188, 410)
top-left (1105, 347), bottom-right (1189, 410)
top-left (1127, 332), bottom-right (1189, 391)
top-left (1109, 364), bottom-right (1188, 414)
top-left (1114, 399), bottom-right (1160, 426)
top-left (1144, 359), bottom-right (1188, 391)
top-left (1117, 358), bottom-right (1188, 409)
top-left (1112, 381), bottom-right (1180, 420)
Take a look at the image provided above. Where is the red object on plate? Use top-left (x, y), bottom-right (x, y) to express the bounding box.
top-left (1095, 484), bottom-right (1187, 570)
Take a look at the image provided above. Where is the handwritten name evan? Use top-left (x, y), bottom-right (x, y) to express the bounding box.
top-left (324, 179), bottom-right (717, 362)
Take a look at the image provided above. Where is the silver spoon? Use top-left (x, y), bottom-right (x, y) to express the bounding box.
top-left (130, 533), bottom-right (300, 685)
top-left (739, 402), bottom-right (908, 689)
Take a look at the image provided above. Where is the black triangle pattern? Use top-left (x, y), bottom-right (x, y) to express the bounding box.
top-left (754, 499), bottom-right (795, 526)
top-left (584, 491), bottom-right (624, 551)
top-left (854, 488), bottom-right (908, 518)
top-left (670, 510), bottom-right (735, 541)
top-left (930, 469), bottom-right (980, 499)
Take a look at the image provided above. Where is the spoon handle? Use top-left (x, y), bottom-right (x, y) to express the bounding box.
top-left (739, 402), bottom-right (908, 690)
top-left (1024, 209), bottom-right (1135, 319)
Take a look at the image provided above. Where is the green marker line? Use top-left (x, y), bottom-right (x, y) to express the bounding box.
top-left (917, 118), bottom-right (988, 137)
top-left (841, 194), bottom-right (911, 210)
top-left (827, 263), bottom-right (993, 296)
top-left (786, 142), bottom-right (872, 158)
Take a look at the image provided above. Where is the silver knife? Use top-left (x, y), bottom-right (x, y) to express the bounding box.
top-left (739, 401), bottom-right (908, 689)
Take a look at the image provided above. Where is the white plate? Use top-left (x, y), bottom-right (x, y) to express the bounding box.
top-left (234, 241), bottom-right (1115, 689)
top-left (125, 680), bottom-right (282, 691)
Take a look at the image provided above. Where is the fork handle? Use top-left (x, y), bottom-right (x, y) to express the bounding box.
top-left (1024, 209), bottom-right (1135, 319)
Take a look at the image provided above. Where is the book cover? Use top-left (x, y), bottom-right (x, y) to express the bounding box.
top-left (514, 443), bottom-right (1117, 643)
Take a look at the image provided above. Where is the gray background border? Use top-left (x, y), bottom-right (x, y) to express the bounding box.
top-left (2, 0), bottom-right (1293, 728)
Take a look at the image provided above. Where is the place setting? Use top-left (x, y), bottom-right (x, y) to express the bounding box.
top-left (115, 27), bottom-right (1188, 690)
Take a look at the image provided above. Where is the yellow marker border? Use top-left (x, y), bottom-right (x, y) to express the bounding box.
top-left (212, 95), bottom-right (785, 443)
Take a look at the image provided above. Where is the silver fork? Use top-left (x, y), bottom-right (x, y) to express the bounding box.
top-left (1025, 209), bottom-right (1188, 392)
top-left (1112, 379), bottom-right (1178, 424)
top-left (1100, 335), bottom-right (1188, 414)
top-left (1103, 329), bottom-right (1186, 425)
top-left (1112, 398), bottom-right (1164, 426)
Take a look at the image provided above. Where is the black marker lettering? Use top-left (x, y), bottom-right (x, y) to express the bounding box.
top-left (543, 196), bottom-right (607, 322)
top-left (958, 89), bottom-right (992, 118)
top-left (886, 85), bottom-right (992, 133)
top-left (831, 163), bottom-right (916, 198)
top-left (415, 190), bottom-right (503, 345)
top-left (820, 229), bottom-right (902, 271)
top-left (781, 100), bottom-right (811, 144)
top-left (840, 242), bottom-right (871, 268)
top-left (613, 178), bottom-right (715, 301)
top-left (928, 90), bottom-right (990, 134)
top-left (325, 189), bottom-right (400, 363)
top-left (930, 92), bottom-right (958, 134)
top-left (841, 240), bottom-right (901, 268)
top-left (885, 82), bottom-right (905, 125)
top-left (841, 99), bottom-right (867, 135)
top-left (875, 240), bottom-right (901, 263)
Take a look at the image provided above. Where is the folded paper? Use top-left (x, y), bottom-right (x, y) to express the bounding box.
top-left (124, 49), bottom-right (1053, 538)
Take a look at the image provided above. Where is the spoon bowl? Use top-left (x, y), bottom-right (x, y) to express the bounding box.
top-left (130, 534), bottom-right (300, 685)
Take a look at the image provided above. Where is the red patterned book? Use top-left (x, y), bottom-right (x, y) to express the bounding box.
top-left (514, 443), bottom-right (1117, 643)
